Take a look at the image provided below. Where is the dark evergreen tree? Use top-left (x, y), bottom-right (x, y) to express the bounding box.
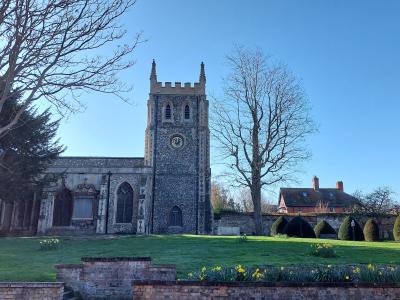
top-left (393, 216), bottom-right (400, 241)
top-left (363, 219), bottom-right (380, 242)
top-left (338, 216), bottom-right (364, 241)
top-left (270, 216), bottom-right (288, 236)
top-left (283, 216), bottom-right (316, 238)
top-left (314, 220), bottom-right (336, 238)
top-left (0, 91), bottom-right (64, 202)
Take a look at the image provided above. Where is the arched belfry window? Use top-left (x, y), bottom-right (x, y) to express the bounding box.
top-left (169, 206), bottom-right (182, 227)
top-left (116, 182), bottom-right (133, 223)
top-left (165, 104), bottom-right (171, 119)
top-left (184, 105), bottom-right (190, 119)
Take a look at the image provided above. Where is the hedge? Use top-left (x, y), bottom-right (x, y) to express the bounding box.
top-left (363, 219), bottom-right (379, 242)
top-left (270, 216), bottom-right (288, 236)
top-left (338, 216), bottom-right (364, 241)
top-left (283, 216), bottom-right (316, 238)
top-left (314, 220), bottom-right (336, 238)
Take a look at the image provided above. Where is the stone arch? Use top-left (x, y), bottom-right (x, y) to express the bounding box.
top-left (116, 182), bottom-right (134, 223)
top-left (162, 101), bottom-right (174, 122)
top-left (169, 206), bottom-right (182, 227)
top-left (184, 104), bottom-right (190, 119)
top-left (181, 101), bottom-right (193, 122)
top-left (53, 188), bottom-right (73, 226)
top-left (165, 104), bottom-right (172, 119)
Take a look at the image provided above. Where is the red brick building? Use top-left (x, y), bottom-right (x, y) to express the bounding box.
top-left (278, 176), bottom-right (359, 213)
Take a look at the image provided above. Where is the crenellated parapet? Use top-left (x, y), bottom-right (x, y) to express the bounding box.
top-left (150, 60), bottom-right (206, 95)
top-left (151, 81), bottom-right (205, 95)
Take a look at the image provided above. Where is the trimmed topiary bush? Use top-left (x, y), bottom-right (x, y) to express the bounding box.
top-left (394, 216), bottom-right (400, 241)
top-left (363, 219), bottom-right (380, 242)
top-left (314, 220), bottom-right (336, 238)
top-left (283, 216), bottom-right (316, 238)
top-left (270, 216), bottom-right (288, 236)
top-left (338, 216), bottom-right (364, 241)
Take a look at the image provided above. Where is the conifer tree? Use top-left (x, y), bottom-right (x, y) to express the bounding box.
top-left (0, 91), bottom-right (64, 202)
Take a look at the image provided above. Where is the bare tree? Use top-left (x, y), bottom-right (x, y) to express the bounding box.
top-left (0, 0), bottom-right (142, 139)
top-left (211, 46), bottom-right (315, 235)
top-left (238, 188), bottom-right (275, 213)
top-left (211, 181), bottom-right (231, 212)
top-left (353, 187), bottom-right (398, 217)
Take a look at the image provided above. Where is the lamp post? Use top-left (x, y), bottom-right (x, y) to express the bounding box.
top-left (351, 219), bottom-right (355, 241)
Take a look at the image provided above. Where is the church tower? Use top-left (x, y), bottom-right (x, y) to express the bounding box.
top-left (144, 60), bottom-right (212, 234)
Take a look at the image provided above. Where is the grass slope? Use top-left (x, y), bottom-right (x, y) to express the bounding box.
top-left (0, 235), bottom-right (400, 281)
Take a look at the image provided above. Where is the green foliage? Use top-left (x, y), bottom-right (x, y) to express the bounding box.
top-left (270, 216), bottom-right (288, 236)
top-left (359, 264), bottom-right (400, 283)
top-left (309, 243), bottom-right (337, 258)
top-left (186, 264), bottom-right (400, 283)
top-left (314, 220), bottom-right (336, 238)
top-left (338, 216), bottom-right (364, 241)
top-left (394, 216), bottom-right (400, 241)
top-left (283, 216), bottom-right (316, 238)
top-left (39, 238), bottom-right (60, 251)
top-left (0, 92), bottom-right (64, 202)
top-left (363, 219), bottom-right (380, 242)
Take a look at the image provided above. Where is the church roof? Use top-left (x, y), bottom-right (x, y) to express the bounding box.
top-left (47, 156), bottom-right (146, 170)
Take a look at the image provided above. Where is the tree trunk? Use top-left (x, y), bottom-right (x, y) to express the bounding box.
top-left (252, 184), bottom-right (262, 235)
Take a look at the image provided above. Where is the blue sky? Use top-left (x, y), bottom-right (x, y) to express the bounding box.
top-left (57, 0), bottom-right (400, 198)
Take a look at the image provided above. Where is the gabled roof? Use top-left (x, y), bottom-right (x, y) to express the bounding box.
top-left (279, 188), bottom-right (359, 208)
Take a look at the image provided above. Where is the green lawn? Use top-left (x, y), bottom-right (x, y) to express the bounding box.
top-left (0, 235), bottom-right (400, 281)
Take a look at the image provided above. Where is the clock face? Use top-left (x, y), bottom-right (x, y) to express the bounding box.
top-left (170, 134), bottom-right (184, 149)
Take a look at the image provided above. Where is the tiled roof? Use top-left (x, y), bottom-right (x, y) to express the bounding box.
top-left (280, 188), bottom-right (359, 207)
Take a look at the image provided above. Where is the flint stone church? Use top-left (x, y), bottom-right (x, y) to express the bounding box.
top-left (0, 61), bottom-right (213, 235)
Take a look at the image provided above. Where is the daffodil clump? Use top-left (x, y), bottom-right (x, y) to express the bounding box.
top-left (310, 243), bottom-right (337, 258)
top-left (39, 238), bottom-right (60, 251)
top-left (185, 264), bottom-right (400, 284)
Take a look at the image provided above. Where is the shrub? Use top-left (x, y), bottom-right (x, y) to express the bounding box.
top-left (270, 216), bottom-right (288, 236)
top-left (363, 219), bottom-right (380, 242)
top-left (39, 238), bottom-right (60, 251)
top-left (238, 234), bottom-right (248, 243)
top-left (310, 243), bottom-right (337, 258)
top-left (283, 216), bottom-right (316, 238)
top-left (394, 216), bottom-right (400, 241)
top-left (338, 216), bottom-right (364, 241)
top-left (314, 220), bottom-right (336, 238)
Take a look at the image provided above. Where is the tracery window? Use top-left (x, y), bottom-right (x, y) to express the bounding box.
top-left (165, 104), bottom-right (172, 119)
top-left (116, 182), bottom-right (133, 223)
top-left (169, 206), bottom-right (182, 226)
top-left (184, 104), bottom-right (190, 119)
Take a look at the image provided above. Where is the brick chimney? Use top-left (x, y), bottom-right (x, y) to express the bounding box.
top-left (336, 181), bottom-right (344, 192)
top-left (312, 176), bottom-right (319, 190)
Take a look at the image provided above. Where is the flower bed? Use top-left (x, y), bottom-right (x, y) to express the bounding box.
top-left (186, 264), bottom-right (400, 284)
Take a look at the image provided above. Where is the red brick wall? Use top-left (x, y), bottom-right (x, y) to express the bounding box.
top-left (0, 282), bottom-right (63, 300)
top-left (56, 257), bottom-right (176, 300)
top-left (133, 281), bottom-right (400, 300)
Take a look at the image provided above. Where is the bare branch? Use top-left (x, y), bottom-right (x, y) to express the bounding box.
top-left (0, 0), bottom-right (142, 137)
